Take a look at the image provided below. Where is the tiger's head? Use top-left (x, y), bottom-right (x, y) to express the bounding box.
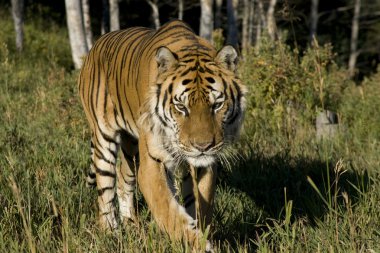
top-left (140, 45), bottom-right (246, 168)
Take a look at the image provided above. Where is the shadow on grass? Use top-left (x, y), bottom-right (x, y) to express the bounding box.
top-left (213, 148), bottom-right (372, 247)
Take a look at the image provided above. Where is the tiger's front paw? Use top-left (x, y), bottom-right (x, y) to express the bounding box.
top-left (98, 210), bottom-right (118, 231)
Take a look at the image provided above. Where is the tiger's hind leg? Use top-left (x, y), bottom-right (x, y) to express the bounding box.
top-left (86, 139), bottom-right (97, 187)
top-left (117, 132), bottom-right (139, 224)
top-left (91, 131), bottom-right (120, 230)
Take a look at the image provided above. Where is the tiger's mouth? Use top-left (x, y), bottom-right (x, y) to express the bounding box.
top-left (174, 142), bottom-right (224, 167)
top-left (186, 154), bottom-right (216, 168)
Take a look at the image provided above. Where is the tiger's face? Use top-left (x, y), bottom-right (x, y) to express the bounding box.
top-left (144, 46), bottom-right (246, 168)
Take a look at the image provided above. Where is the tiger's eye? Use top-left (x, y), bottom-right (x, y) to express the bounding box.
top-left (213, 102), bottom-right (224, 112)
top-left (174, 104), bottom-right (188, 115)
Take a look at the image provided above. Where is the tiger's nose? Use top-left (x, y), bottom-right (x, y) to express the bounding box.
top-left (191, 138), bottom-right (215, 152)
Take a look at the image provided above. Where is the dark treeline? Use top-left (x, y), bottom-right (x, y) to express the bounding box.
top-left (4, 0), bottom-right (380, 79)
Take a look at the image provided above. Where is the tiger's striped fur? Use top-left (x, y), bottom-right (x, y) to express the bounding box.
top-left (78, 20), bottom-right (246, 250)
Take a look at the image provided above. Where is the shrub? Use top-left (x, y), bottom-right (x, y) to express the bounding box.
top-left (240, 36), bottom-right (353, 146)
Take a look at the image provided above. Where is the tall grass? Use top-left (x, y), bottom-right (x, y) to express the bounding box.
top-left (0, 14), bottom-right (379, 252)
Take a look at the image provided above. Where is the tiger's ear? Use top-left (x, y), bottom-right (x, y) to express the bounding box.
top-left (215, 45), bottom-right (238, 72)
top-left (155, 47), bottom-right (178, 73)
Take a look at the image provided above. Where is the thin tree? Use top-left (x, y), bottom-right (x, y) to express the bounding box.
top-left (267, 0), bottom-right (277, 41)
top-left (82, 0), bottom-right (93, 49)
top-left (255, 0), bottom-right (265, 50)
top-left (310, 0), bottom-right (319, 43)
top-left (178, 0), bottom-right (184, 20)
top-left (247, 0), bottom-right (254, 46)
top-left (11, 0), bottom-right (24, 52)
top-left (348, 0), bottom-right (361, 78)
top-left (65, 0), bottom-right (88, 69)
top-left (215, 0), bottom-right (223, 29)
top-left (242, 0), bottom-right (251, 50)
top-left (227, 0), bottom-right (238, 46)
top-left (110, 0), bottom-right (120, 31)
top-left (101, 0), bottom-right (110, 34)
top-left (199, 0), bottom-right (213, 41)
top-left (147, 0), bottom-right (160, 29)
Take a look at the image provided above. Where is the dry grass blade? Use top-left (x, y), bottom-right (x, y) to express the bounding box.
top-left (8, 175), bottom-right (36, 253)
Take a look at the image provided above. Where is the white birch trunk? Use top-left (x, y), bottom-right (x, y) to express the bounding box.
top-left (11, 0), bottom-right (24, 52)
top-left (199, 0), bottom-right (213, 41)
top-left (65, 0), bottom-right (88, 69)
top-left (255, 0), bottom-right (265, 50)
top-left (348, 0), bottom-right (361, 77)
top-left (242, 0), bottom-right (250, 50)
top-left (267, 0), bottom-right (277, 41)
top-left (310, 0), bottom-right (319, 43)
top-left (248, 0), bottom-right (254, 46)
top-left (147, 0), bottom-right (160, 29)
top-left (82, 0), bottom-right (93, 49)
top-left (178, 0), bottom-right (184, 20)
top-left (110, 0), bottom-right (120, 31)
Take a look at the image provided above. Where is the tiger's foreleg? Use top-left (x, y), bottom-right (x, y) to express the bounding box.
top-left (181, 166), bottom-right (217, 229)
top-left (138, 135), bottom-right (209, 249)
top-left (192, 165), bottom-right (217, 231)
top-left (92, 131), bottom-right (120, 230)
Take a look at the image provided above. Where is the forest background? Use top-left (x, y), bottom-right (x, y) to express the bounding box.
top-left (0, 0), bottom-right (380, 252)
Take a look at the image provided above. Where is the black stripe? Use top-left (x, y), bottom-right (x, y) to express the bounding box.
top-left (98, 186), bottom-right (114, 196)
top-left (226, 111), bottom-right (240, 124)
top-left (148, 152), bottom-right (162, 163)
top-left (99, 131), bottom-right (117, 147)
top-left (87, 181), bottom-right (96, 187)
top-left (94, 151), bottom-right (116, 166)
top-left (182, 79), bottom-right (192, 85)
top-left (95, 166), bottom-right (116, 178)
top-left (184, 196), bottom-right (195, 208)
top-left (182, 171), bottom-right (191, 181)
top-left (206, 77), bottom-right (215, 83)
top-left (204, 67), bottom-right (214, 75)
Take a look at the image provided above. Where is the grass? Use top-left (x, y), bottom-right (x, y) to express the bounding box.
top-left (0, 15), bottom-right (380, 252)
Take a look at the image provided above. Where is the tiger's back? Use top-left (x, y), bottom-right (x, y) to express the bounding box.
top-left (79, 21), bottom-right (216, 138)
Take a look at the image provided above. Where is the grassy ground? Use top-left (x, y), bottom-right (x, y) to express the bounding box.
top-left (0, 16), bottom-right (379, 252)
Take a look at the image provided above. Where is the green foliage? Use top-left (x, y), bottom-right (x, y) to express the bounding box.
top-left (241, 36), bottom-right (352, 145)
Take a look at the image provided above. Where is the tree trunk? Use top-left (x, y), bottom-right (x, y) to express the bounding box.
top-left (110, 0), bottom-right (120, 31)
top-left (178, 0), bottom-right (184, 20)
top-left (82, 0), bottom-right (93, 49)
top-left (147, 0), bottom-right (160, 29)
top-left (255, 0), bottom-right (265, 50)
top-left (227, 0), bottom-right (238, 46)
top-left (309, 0), bottom-right (319, 43)
top-left (242, 0), bottom-right (250, 50)
top-left (11, 0), bottom-right (24, 52)
top-left (199, 0), bottom-right (213, 41)
top-left (248, 0), bottom-right (254, 46)
top-left (348, 0), bottom-right (361, 78)
top-left (65, 0), bottom-right (88, 69)
top-left (266, 0), bottom-right (277, 41)
top-left (215, 0), bottom-right (223, 29)
top-left (101, 0), bottom-right (110, 35)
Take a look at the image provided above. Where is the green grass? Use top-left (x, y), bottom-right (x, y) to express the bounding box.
top-left (1, 15), bottom-right (379, 252)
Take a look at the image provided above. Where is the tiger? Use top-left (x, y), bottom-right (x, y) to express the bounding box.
top-left (78, 20), bottom-right (246, 251)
